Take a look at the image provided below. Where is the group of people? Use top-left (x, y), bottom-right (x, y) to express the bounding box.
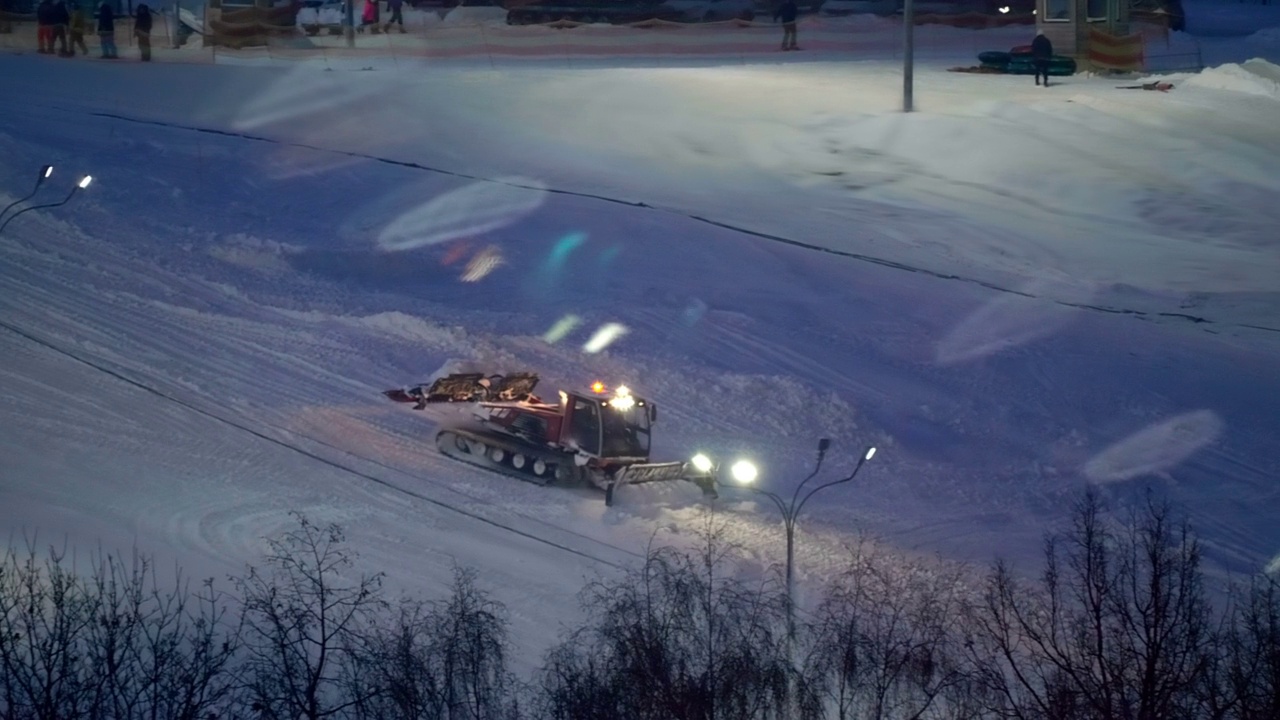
top-left (35, 0), bottom-right (154, 61)
top-left (350, 0), bottom-right (406, 34)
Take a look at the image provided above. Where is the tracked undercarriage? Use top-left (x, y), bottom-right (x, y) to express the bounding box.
top-left (386, 372), bottom-right (716, 505)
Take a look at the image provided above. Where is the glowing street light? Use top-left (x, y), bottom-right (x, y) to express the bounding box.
top-left (691, 453), bottom-right (714, 474)
top-left (731, 459), bottom-right (759, 485)
top-left (0, 175), bottom-right (94, 235)
top-left (0, 164), bottom-right (54, 223)
top-left (721, 439), bottom-right (878, 642)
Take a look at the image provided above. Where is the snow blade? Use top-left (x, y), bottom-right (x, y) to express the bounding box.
top-left (620, 462), bottom-right (718, 495)
top-left (385, 372), bottom-right (542, 408)
top-left (606, 461), bottom-right (717, 506)
top-left (617, 462), bottom-right (688, 484)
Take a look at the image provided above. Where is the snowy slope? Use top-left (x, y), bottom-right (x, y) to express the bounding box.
top-left (2, 23), bottom-right (1280, 666)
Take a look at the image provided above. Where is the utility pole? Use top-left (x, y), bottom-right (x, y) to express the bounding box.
top-left (722, 441), bottom-right (877, 643)
top-left (903, 0), bottom-right (915, 112)
top-left (720, 442), bottom-right (876, 718)
top-left (345, 0), bottom-right (354, 48)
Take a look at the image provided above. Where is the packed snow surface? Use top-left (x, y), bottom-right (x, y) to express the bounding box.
top-left (2, 12), bottom-right (1279, 669)
top-left (1185, 57), bottom-right (1280, 97)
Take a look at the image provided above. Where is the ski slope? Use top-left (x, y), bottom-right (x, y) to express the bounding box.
top-left (2, 11), bottom-right (1279, 669)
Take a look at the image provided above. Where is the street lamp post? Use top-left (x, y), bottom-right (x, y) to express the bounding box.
top-left (345, 0), bottom-right (355, 48)
top-left (0, 165), bottom-right (54, 223)
top-left (903, 0), bottom-right (915, 112)
top-left (725, 440), bottom-right (878, 642)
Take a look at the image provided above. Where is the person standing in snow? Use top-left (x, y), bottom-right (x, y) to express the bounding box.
top-left (774, 0), bottom-right (799, 51)
top-left (384, 0), bottom-right (405, 34)
top-left (69, 4), bottom-right (90, 56)
top-left (134, 3), bottom-right (152, 61)
top-left (36, 0), bottom-right (54, 54)
top-left (49, 0), bottom-right (71, 56)
top-left (360, 0), bottom-right (378, 33)
top-left (95, 0), bottom-right (117, 58)
top-left (1031, 30), bottom-right (1053, 87)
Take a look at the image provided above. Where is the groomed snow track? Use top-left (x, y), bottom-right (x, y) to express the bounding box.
top-left (0, 317), bottom-right (639, 571)
top-left (63, 105), bottom-right (1279, 336)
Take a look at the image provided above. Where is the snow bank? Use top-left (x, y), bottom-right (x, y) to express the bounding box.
top-left (439, 6), bottom-right (509, 26)
top-left (296, 5), bottom-right (345, 26)
top-left (1186, 57), bottom-right (1280, 99)
top-left (1247, 26), bottom-right (1280, 46)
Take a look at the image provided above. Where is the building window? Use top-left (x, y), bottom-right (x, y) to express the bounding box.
top-left (1044, 0), bottom-right (1070, 20)
top-left (1087, 0), bottom-right (1109, 20)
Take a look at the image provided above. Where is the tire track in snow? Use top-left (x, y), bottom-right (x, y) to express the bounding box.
top-left (66, 107), bottom-right (1280, 336)
top-left (0, 215), bottom-right (657, 568)
top-left (0, 317), bottom-right (638, 570)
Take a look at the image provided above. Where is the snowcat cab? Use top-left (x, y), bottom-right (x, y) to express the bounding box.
top-left (562, 383), bottom-right (653, 461)
top-left (384, 373), bottom-right (716, 505)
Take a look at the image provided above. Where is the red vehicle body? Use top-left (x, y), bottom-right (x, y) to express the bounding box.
top-left (385, 372), bottom-right (716, 505)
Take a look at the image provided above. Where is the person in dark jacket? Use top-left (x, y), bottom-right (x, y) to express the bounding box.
top-left (1167, 0), bottom-right (1185, 32)
top-left (69, 4), bottom-right (89, 55)
top-left (774, 0), bottom-right (798, 51)
top-left (384, 0), bottom-right (405, 33)
top-left (50, 0), bottom-right (70, 56)
top-left (95, 0), bottom-right (117, 58)
top-left (36, 0), bottom-right (54, 53)
top-left (134, 3), bottom-right (152, 61)
top-left (1031, 30), bottom-right (1053, 87)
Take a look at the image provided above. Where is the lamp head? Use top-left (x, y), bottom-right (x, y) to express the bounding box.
top-left (730, 460), bottom-right (758, 485)
top-left (690, 453), bottom-right (714, 474)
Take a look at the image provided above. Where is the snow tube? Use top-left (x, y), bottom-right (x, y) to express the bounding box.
top-left (978, 48), bottom-right (1077, 76)
top-left (978, 50), bottom-right (1012, 66)
top-left (1006, 55), bottom-right (1078, 76)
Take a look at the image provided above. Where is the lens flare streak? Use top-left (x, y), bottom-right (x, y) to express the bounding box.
top-left (460, 245), bottom-right (504, 283)
top-left (542, 315), bottom-right (582, 344)
top-left (583, 323), bottom-right (629, 354)
top-left (1083, 410), bottom-right (1224, 482)
top-left (379, 177), bottom-right (548, 252)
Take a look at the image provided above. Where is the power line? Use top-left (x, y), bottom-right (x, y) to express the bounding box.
top-left (66, 106), bottom-right (1277, 336)
top-left (0, 318), bottom-right (631, 570)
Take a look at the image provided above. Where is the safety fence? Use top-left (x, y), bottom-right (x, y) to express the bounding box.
top-left (1086, 25), bottom-right (1144, 72)
top-left (190, 7), bottom-right (1035, 51)
top-left (206, 4), bottom-right (298, 48)
top-left (0, 10), bottom-right (1075, 66)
